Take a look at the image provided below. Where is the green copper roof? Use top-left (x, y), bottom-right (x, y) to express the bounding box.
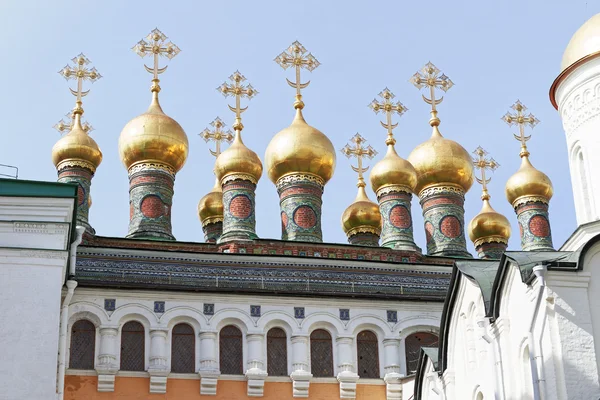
top-left (455, 260), bottom-right (499, 316)
top-left (0, 178), bottom-right (77, 198)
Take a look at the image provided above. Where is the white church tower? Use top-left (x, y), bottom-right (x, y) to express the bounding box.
top-left (551, 14), bottom-right (600, 226)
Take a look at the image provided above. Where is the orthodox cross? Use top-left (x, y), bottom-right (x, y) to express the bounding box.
top-left (341, 133), bottom-right (378, 185)
top-left (54, 111), bottom-right (93, 134)
top-left (58, 53), bottom-right (102, 105)
top-left (200, 117), bottom-right (234, 157)
top-left (217, 71), bottom-right (258, 132)
top-left (409, 62), bottom-right (453, 113)
top-left (132, 28), bottom-right (180, 90)
top-left (274, 41), bottom-right (320, 109)
top-left (472, 146), bottom-right (499, 199)
top-left (501, 100), bottom-right (540, 156)
top-left (368, 87), bottom-right (408, 145)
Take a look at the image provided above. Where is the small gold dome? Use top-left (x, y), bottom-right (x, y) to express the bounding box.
top-left (370, 144), bottom-right (417, 194)
top-left (265, 108), bottom-right (336, 184)
top-left (561, 13), bottom-right (600, 73)
top-left (505, 156), bottom-right (553, 206)
top-left (341, 185), bottom-right (382, 237)
top-left (407, 126), bottom-right (474, 195)
top-left (52, 115), bottom-right (102, 172)
top-left (118, 93), bottom-right (188, 172)
top-left (198, 178), bottom-right (224, 226)
top-left (214, 132), bottom-right (263, 183)
top-left (468, 197), bottom-right (511, 246)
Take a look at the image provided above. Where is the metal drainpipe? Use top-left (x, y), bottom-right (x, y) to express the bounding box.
top-left (57, 226), bottom-right (84, 400)
top-left (478, 317), bottom-right (505, 400)
top-left (528, 264), bottom-right (548, 400)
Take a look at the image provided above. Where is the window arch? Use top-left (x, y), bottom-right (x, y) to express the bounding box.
top-left (171, 323), bottom-right (195, 373)
top-left (69, 319), bottom-right (95, 370)
top-left (357, 330), bottom-right (379, 378)
top-left (120, 321), bottom-right (145, 371)
top-left (310, 329), bottom-right (334, 377)
top-left (521, 345), bottom-right (534, 400)
top-left (405, 331), bottom-right (438, 374)
top-left (219, 325), bottom-right (243, 375)
top-left (267, 327), bottom-right (288, 376)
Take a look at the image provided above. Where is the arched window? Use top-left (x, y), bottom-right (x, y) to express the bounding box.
top-left (357, 330), bottom-right (379, 378)
top-left (310, 329), bottom-right (333, 377)
top-left (120, 321), bottom-right (145, 371)
top-left (476, 392), bottom-right (484, 400)
top-left (522, 345), bottom-right (534, 400)
top-left (69, 319), bottom-right (95, 370)
top-left (267, 327), bottom-right (288, 376)
top-left (219, 325), bottom-right (243, 375)
top-left (577, 150), bottom-right (593, 221)
top-left (405, 332), bottom-right (438, 374)
top-left (171, 323), bottom-right (195, 373)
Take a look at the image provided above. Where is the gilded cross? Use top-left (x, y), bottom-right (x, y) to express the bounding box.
top-left (132, 28), bottom-right (180, 89)
top-left (200, 117), bottom-right (234, 157)
top-left (472, 146), bottom-right (499, 198)
top-left (501, 100), bottom-right (540, 156)
top-left (368, 87), bottom-right (408, 145)
top-left (274, 41), bottom-right (320, 109)
top-left (54, 111), bottom-right (93, 134)
top-left (217, 71), bottom-right (258, 132)
top-left (341, 133), bottom-right (378, 185)
top-left (409, 62), bottom-right (453, 112)
top-left (58, 53), bottom-right (102, 103)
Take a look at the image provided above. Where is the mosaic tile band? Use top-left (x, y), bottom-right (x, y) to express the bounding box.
top-left (203, 221), bottom-right (223, 243)
top-left (347, 232), bottom-right (380, 247)
top-left (276, 174), bottom-right (324, 242)
top-left (220, 179), bottom-right (258, 242)
top-left (58, 165), bottom-right (94, 234)
top-left (377, 189), bottom-right (420, 252)
top-left (515, 199), bottom-right (554, 251)
top-left (475, 240), bottom-right (508, 260)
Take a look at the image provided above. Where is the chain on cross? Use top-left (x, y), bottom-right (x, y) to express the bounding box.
top-left (501, 100), bottom-right (540, 156)
top-left (132, 28), bottom-right (181, 91)
top-left (217, 71), bottom-right (258, 132)
top-left (368, 87), bottom-right (408, 145)
top-left (54, 111), bottom-right (93, 134)
top-left (58, 53), bottom-right (102, 105)
top-left (341, 133), bottom-right (378, 186)
top-left (409, 62), bottom-right (453, 113)
top-left (472, 146), bottom-right (499, 198)
top-left (200, 117), bottom-right (234, 157)
top-left (274, 41), bottom-right (320, 109)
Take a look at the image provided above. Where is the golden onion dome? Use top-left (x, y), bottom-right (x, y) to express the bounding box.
top-left (560, 13), bottom-right (600, 73)
top-left (214, 131), bottom-right (263, 184)
top-left (468, 195), bottom-right (511, 246)
top-left (198, 178), bottom-right (224, 226)
top-left (505, 155), bottom-right (553, 206)
top-left (370, 142), bottom-right (417, 194)
top-left (265, 108), bottom-right (336, 184)
top-left (341, 184), bottom-right (382, 237)
top-left (118, 92), bottom-right (188, 172)
top-left (407, 124), bottom-right (474, 195)
top-left (52, 113), bottom-right (102, 172)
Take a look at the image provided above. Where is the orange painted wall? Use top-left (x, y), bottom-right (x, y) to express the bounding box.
top-left (65, 376), bottom-right (386, 400)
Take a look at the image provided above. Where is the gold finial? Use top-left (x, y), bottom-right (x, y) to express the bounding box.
top-left (200, 117), bottom-right (234, 157)
top-left (409, 62), bottom-right (453, 128)
top-left (341, 133), bottom-right (378, 187)
top-left (368, 87), bottom-right (408, 146)
top-left (58, 53), bottom-right (102, 117)
top-left (132, 28), bottom-right (181, 93)
top-left (54, 111), bottom-right (94, 134)
top-left (274, 41), bottom-right (321, 110)
top-left (217, 70), bottom-right (258, 133)
top-left (472, 146), bottom-right (499, 200)
top-left (501, 100), bottom-right (540, 158)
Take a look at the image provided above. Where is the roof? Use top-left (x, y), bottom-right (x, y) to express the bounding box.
top-left (414, 347), bottom-right (440, 400)
top-left (0, 177), bottom-right (77, 199)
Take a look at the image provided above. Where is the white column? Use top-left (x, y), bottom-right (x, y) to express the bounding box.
top-left (290, 335), bottom-right (312, 398)
top-left (245, 332), bottom-right (267, 397)
top-left (148, 329), bottom-right (169, 394)
top-left (383, 338), bottom-right (402, 400)
top-left (336, 336), bottom-right (359, 399)
top-left (198, 331), bottom-right (220, 396)
top-left (95, 326), bottom-right (119, 392)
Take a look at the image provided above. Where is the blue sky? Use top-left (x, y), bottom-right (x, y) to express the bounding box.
top-left (0, 0), bottom-right (594, 252)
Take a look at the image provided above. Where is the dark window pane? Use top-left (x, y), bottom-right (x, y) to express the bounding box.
top-left (220, 325), bottom-right (243, 375)
top-left (120, 321), bottom-right (145, 371)
top-left (69, 320), bottom-right (95, 370)
top-left (405, 332), bottom-right (438, 374)
top-left (357, 330), bottom-right (379, 378)
top-left (171, 323), bottom-right (195, 373)
top-left (310, 329), bottom-right (333, 377)
top-left (267, 328), bottom-right (287, 376)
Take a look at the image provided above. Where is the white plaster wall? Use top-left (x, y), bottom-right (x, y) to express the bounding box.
top-left (579, 240), bottom-right (600, 388)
